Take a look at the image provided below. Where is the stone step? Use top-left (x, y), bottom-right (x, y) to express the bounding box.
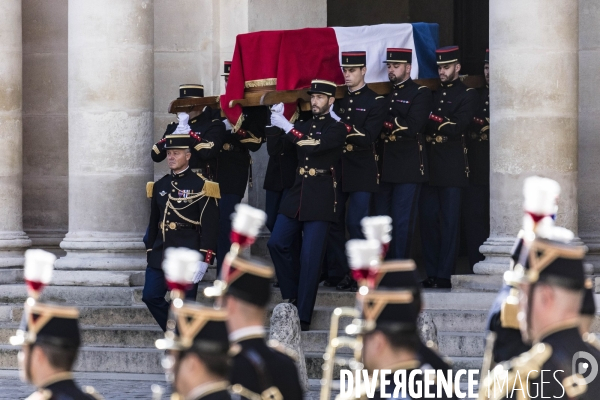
top-left (0, 285), bottom-right (139, 306)
top-left (0, 345), bottom-right (163, 374)
top-left (451, 275), bottom-right (503, 292)
top-left (428, 310), bottom-right (488, 332)
top-left (10, 305), bottom-right (156, 326)
top-left (437, 332), bottom-right (486, 357)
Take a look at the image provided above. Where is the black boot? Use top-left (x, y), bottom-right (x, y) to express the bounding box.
top-left (336, 274), bottom-right (356, 291)
top-left (421, 277), bottom-right (436, 288)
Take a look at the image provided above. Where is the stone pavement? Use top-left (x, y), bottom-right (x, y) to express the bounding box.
top-left (0, 371), bottom-right (324, 400)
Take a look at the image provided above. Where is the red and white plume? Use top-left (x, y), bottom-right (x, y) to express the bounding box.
top-left (162, 247), bottom-right (200, 292)
top-left (361, 216), bottom-right (392, 256)
top-left (346, 239), bottom-right (382, 285)
top-left (24, 249), bottom-right (56, 297)
top-left (230, 203), bottom-right (267, 247)
top-left (523, 176), bottom-right (560, 222)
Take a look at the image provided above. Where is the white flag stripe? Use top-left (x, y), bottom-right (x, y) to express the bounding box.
top-left (332, 24), bottom-right (419, 83)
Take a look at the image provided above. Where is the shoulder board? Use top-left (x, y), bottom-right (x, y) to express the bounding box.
top-left (267, 339), bottom-right (299, 362)
top-left (201, 178), bottom-right (221, 199)
top-left (25, 389), bottom-right (52, 400)
top-left (500, 294), bottom-right (520, 329)
top-left (418, 86), bottom-right (428, 90)
top-left (583, 333), bottom-right (600, 351)
top-left (190, 119), bottom-right (197, 124)
top-left (375, 96), bottom-right (385, 100)
top-left (83, 386), bottom-right (105, 400)
top-left (146, 182), bottom-right (154, 199)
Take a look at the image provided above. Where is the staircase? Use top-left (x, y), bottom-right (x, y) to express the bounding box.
top-left (0, 268), bottom-right (499, 378)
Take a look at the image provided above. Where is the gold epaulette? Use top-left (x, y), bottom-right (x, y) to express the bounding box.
top-left (267, 339), bottom-right (299, 362)
top-left (202, 180), bottom-right (221, 199)
top-left (146, 182), bottom-right (154, 198)
top-left (83, 386), bottom-right (105, 400)
top-left (500, 288), bottom-right (520, 329)
top-left (480, 343), bottom-right (552, 400)
top-left (25, 389), bottom-right (52, 400)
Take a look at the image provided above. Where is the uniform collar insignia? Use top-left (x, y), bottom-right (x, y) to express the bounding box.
top-left (313, 115), bottom-right (326, 120)
top-left (159, 191), bottom-right (167, 196)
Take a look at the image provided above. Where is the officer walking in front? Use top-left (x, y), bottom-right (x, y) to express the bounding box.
top-left (10, 250), bottom-right (103, 400)
top-left (374, 48), bottom-right (433, 260)
top-left (420, 46), bottom-right (477, 289)
top-left (216, 61), bottom-right (269, 275)
top-left (267, 79), bottom-right (347, 330)
top-left (143, 134), bottom-right (220, 331)
top-left (151, 84), bottom-right (226, 181)
top-left (464, 49), bottom-right (491, 270)
top-left (483, 227), bottom-right (600, 399)
top-left (327, 51), bottom-right (386, 292)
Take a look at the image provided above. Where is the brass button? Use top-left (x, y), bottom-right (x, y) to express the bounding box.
top-left (484, 109), bottom-right (487, 111)
top-left (350, 99), bottom-right (353, 103)
top-left (346, 144), bottom-right (353, 151)
top-left (443, 92), bottom-right (446, 96)
top-left (343, 150), bottom-right (346, 153)
top-left (389, 107), bottom-right (392, 110)
top-left (485, 101), bottom-right (489, 105)
top-left (223, 143), bottom-right (231, 150)
top-left (172, 189), bottom-right (175, 192)
top-left (394, 93), bottom-right (397, 96)
top-left (167, 212), bottom-right (171, 215)
top-left (299, 167), bottom-right (305, 174)
top-left (305, 165), bottom-right (308, 168)
top-left (384, 140), bottom-right (388, 143)
top-left (440, 100), bottom-right (443, 103)
top-left (305, 157), bottom-right (308, 160)
top-left (346, 116), bottom-right (350, 120)
top-left (174, 182), bottom-right (178, 185)
top-left (312, 125), bottom-right (316, 128)
top-left (438, 108), bottom-right (441, 111)
top-left (308, 168), bottom-right (316, 176)
top-left (348, 108), bottom-right (351, 111)
top-left (304, 175), bottom-right (307, 177)
top-left (169, 222), bottom-right (176, 229)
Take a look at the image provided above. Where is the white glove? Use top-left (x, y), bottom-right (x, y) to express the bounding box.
top-left (223, 119), bottom-right (233, 131)
top-left (173, 112), bottom-right (191, 134)
top-left (270, 113), bottom-right (294, 133)
top-left (271, 102), bottom-right (284, 115)
top-left (192, 261), bottom-right (209, 283)
top-left (329, 105), bottom-right (341, 122)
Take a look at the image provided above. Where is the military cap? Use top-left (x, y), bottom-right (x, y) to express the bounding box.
top-left (484, 48), bottom-right (489, 63)
top-left (383, 48), bottom-right (412, 64)
top-left (163, 134), bottom-right (194, 150)
top-left (435, 46), bottom-right (460, 65)
top-left (10, 300), bottom-right (81, 348)
top-left (221, 254), bottom-right (274, 307)
top-left (307, 79), bottom-right (337, 96)
top-left (222, 61), bottom-right (232, 76)
top-left (360, 289), bottom-right (419, 334)
top-left (155, 303), bottom-right (229, 353)
top-left (509, 233), bottom-right (586, 291)
top-left (340, 51), bottom-right (366, 67)
top-left (179, 84), bottom-right (204, 99)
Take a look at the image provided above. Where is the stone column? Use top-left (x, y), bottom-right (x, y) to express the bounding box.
top-left (0, 0), bottom-right (32, 268)
top-left (56, 0), bottom-right (154, 275)
top-left (475, 0), bottom-right (579, 275)
top-left (22, 0), bottom-right (69, 256)
top-left (578, 0), bottom-right (600, 273)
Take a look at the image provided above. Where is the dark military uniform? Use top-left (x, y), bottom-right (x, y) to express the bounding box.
top-left (419, 46), bottom-right (477, 287)
top-left (268, 80), bottom-right (347, 326)
top-left (264, 125), bottom-right (298, 232)
top-left (484, 233), bottom-right (600, 399)
top-left (152, 107), bottom-right (226, 181)
top-left (374, 48), bottom-right (433, 260)
top-left (463, 75), bottom-right (490, 270)
top-left (155, 300), bottom-right (235, 400)
top-left (25, 376), bottom-right (102, 400)
top-left (326, 52), bottom-right (386, 288)
top-left (215, 105), bottom-right (268, 274)
top-left (10, 274), bottom-right (103, 400)
top-left (143, 164), bottom-right (219, 331)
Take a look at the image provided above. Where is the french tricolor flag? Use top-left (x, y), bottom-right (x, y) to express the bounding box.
top-left (221, 23), bottom-right (439, 127)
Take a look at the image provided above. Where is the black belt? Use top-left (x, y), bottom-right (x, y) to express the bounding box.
top-left (222, 143), bottom-right (246, 152)
top-left (425, 135), bottom-right (461, 144)
top-left (380, 133), bottom-right (416, 142)
top-left (470, 132), bottom-right (489, 141)
top-left (297, 167), bottom-right (332, 176)
top-left (343, 143), bottom-right (370, 152)
top-left (160, 222), bottom-right (196, 230)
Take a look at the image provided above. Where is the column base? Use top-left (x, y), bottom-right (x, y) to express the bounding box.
top-left (26, 229), bottom-right (67, 257)
top-left (473, 236), bottom-right (515, 275)
top-left (56, 232), bottom-right (146, 271)
top-left (0, 231), bottom-right (32, 268)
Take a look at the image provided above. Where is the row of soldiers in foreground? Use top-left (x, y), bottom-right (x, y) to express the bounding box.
top-left (11, 176), bottom-right (600, 400)
top-left (144, 45), bottom-right (491, 333)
